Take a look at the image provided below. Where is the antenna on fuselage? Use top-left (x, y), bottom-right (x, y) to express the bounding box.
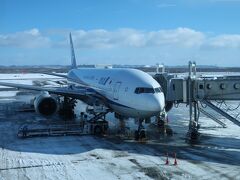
top-left (70, 33), bottom-right (77, 69)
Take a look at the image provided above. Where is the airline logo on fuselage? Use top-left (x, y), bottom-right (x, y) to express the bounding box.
top-left (98, 77), bottom-right (110, 85)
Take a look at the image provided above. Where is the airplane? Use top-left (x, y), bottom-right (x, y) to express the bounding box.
top-left (0, 33), bottom-right (166, 139)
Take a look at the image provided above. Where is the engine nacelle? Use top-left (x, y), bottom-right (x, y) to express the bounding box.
top-left (34, 92), bottom-right (59, 116)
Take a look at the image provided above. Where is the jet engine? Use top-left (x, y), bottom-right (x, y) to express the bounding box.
top-left (34, 92), bottom-right (59, 116)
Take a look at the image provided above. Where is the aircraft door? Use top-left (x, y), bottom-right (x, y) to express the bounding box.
top-left (113, 82), bottom-right (121, 100)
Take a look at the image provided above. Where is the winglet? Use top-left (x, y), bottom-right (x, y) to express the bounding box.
top-left (70, 33), bottom-right (77, 69)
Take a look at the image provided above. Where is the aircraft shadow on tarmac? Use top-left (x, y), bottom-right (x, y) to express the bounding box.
top-left (1, 132), bottom-right (240, 166)
top-left (0, 96), bottom-right (239, 167)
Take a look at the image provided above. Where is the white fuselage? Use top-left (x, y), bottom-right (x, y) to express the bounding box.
top-left (68, 68), bottom-right (165, 118)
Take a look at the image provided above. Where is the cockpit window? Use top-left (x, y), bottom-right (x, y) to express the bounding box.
top-left (155, 88), bottom-right (160, 93)
top-left (135, 87), bottom-right (162, 94)
top-left (144, 88), bottom-right (155, 93)
top-left (154, 87), bottom-right (162, 93)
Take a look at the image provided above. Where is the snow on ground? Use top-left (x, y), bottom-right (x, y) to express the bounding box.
top-left (0, 74), bottom-right (239, 180)
top-left (0, 101), bottom-right (239, 179)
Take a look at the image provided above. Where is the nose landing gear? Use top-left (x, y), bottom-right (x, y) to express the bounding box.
top-left (156, 111), bottom-right (173, 136)
top-left (134, 118), bottom-right (146, 141)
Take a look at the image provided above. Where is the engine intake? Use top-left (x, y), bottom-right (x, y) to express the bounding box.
top-left (34, 93), bottom-right (58, 116)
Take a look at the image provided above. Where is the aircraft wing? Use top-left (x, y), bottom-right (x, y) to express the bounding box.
top-left (0, 81), bottom-right (103, 100)
top-left (43, 72), bottom-right (69, 79)
top-left (43, 72), bottom-right (90, 87)
top-left (43, 72), bottom-right (104, 92)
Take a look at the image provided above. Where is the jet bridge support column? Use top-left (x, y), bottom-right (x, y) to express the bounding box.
top-left (187, 61), bottom-right (200, 140)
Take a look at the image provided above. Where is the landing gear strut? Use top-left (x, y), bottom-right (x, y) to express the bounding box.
top-left (156, 111), bottom-right (173, 136)
top-left (187, 101), bottom-right (200, 141)
top-left (187, 62), bottom-right (200, 141)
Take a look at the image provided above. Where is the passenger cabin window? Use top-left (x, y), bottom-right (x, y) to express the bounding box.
top-left (135, 87), bottom-right (162, 94)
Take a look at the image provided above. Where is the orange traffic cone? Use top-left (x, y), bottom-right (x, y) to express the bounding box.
top-left (165, 153), bottom-right (169, 165)
top-left (173, 153), bottom-right (178, 166)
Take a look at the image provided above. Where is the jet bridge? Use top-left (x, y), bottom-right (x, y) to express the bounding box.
top-left (154, 61), bottom-right (240, 140)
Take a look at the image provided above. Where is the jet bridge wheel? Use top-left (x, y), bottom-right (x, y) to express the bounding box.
top-left (187, 128), bottom-right (200, 141)
top-left (165, 125), bottom-right (173, 136)
top-left (190, 131), bottom-right (199, 140)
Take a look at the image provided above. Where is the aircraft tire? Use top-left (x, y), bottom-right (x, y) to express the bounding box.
top-left (139, 129), bottom-right (146, 139)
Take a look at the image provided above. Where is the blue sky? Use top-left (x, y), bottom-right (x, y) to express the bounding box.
top-left (1, 0), bottom-right (240, 66)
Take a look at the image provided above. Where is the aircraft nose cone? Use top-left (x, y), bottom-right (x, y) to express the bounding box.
top-left (151, 93), bottom-right (165, 112)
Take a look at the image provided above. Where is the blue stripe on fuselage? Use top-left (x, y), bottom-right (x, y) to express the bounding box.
top-left (106, 98), bottom-right (135, 110)
top-left (87, 88), bottom-right (134, 110)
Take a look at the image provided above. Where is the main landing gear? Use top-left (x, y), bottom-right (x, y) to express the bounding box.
top-left (58, 97), bottom-right (77, 119)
